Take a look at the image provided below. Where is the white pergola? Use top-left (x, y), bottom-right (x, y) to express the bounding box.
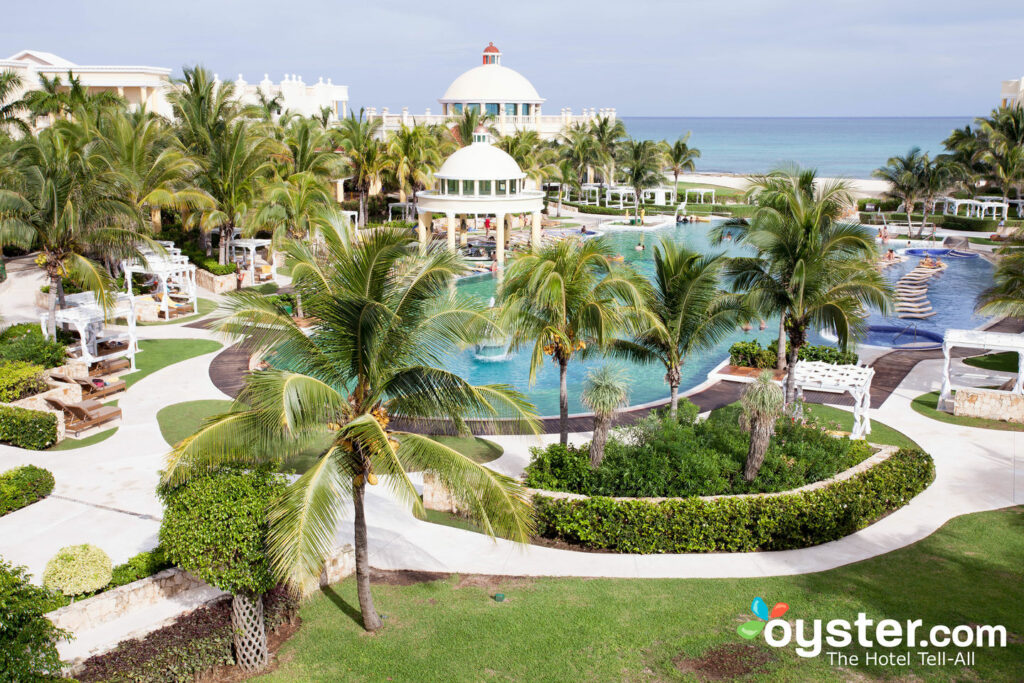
top-left (604, 186), bottom-right (636, 209)
top-left (122, 251), bottom-right (197, 320)
top-left (939, 328), bottom-right (1024, 409)
top-left (641, 186), bottom-right (677, 206)
top-left (229, 238), bottom-right (275, 284)
top-left (684, 188), bottom-right (716, 204)
top-left (792, 361), bottom-right (875, 440)
top-left (40, 293), bottom-right (138, 369)
top-left (937, 196), bottom-right (1009, 220)
top-left (388, 202), bottom-right (415, 222)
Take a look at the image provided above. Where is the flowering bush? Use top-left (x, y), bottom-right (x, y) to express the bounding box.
top-left (43, 544), bottom-right (113, 596)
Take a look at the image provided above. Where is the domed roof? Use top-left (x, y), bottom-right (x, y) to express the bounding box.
top-left (483, 42), bottom-right (501, 54)
top-left (435, 142), bottom-right (525, 181)
top-left (440, 64), bottom-right (544, 104)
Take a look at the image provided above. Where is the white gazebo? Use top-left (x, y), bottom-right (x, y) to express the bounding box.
top-left (684, 188), bottom-right (717, 204)
top-left (122, 248), bottom-right (198, 320)
top-left (388, 202), bottom-right (415, 222)
top-left (415, 126), bottom-right (545, 266)
top-left (792, 361), bottom-right (875, 440)
top-left (604, 186), bottom-right (636, 210)
top-left (939, 328), bottom-right (1024, 409)
top-left (40, 293), bottom-right (138, 370)
top-left (229, 237), bottom-right (275, 285)
top-left (937, 196), bottom-right (1009, 220)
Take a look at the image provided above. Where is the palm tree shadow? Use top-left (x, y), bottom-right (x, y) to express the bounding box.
top-left (320, 585), bottom-right (363, 627)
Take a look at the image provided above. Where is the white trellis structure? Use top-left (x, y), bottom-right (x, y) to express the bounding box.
top-left (939, 328), bottom-right (1024, 409)
top-left (936, 196), bottom-right (1009, 220)
top-left (122, 248), bottom-right (197, 320)
top-left (40, 293), bottom-right (138, 369)
top-left (388, 202), bottom-right (415, 222)
top-left (229, 237), bottom-right (275, 284)
top-left (604, 185), bottom-right (636, 209)
top-left (792, 361), bottom-right (875, 439)
top-left (641, 186), bottom-right (677, 206)
top-left (684, 187), bottom-right (717, 204)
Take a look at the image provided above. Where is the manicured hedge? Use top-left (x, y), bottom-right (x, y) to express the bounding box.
top-left (533, 448), bottom-right (934, 553)
top-left (0, 465), bottom-right (55, 516)
top-left (0, 405), bottom-right (58, 450)
top-left (76, 585), bottom-right (298, 683)
top-left (0, 361), bottom-right (48, 403)
top-left (942, 215), bottom-right (998, 232)
top-left (728, 340), bottom-right (856, 369)
top-left (857, 198), bottom-right (901, 212)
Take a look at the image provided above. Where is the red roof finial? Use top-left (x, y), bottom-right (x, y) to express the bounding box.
top-left (483, 42), bottom-right (500, 53)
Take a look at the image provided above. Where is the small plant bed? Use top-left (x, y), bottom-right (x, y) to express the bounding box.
top-left (0, 465), bottom-right (54, 516)
top-left (260, 507), bottom-right (1024, 682)
top-left (120, 339), bottom-right (223, 388)
top-left (43, 546), bottom-right (175, 610)
top-left (48, 426), bottom-right (118, 451)
top-left (728, 340), bottom-right (856, 370)
top-left (911, 391), bottom-right (1024, 432)
top-left (963, 351), bottom-right (1018, 373)
top-left (524, 403), bottom-right (875, 498)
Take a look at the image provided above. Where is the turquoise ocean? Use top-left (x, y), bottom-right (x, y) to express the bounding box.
top-left (620, 117), bottom-right (976, 179)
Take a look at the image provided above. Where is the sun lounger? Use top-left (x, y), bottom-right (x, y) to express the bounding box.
top-left (89, 356), bottom-right (131, 377)
top-left (898, 311), bottom-right (937, 319)
top-left (70, 376), bottom-right (126, 399)
top-left (45, 397), bottom-right (122, 435)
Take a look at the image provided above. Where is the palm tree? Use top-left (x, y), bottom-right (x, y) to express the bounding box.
top-left (589, 115), bottom-right (626, 187)
top-left (497, 237), bottom-right (650, 444)
top-left (0, 122), bottom-right (145, 337)
top-left (22, 72), bottom-right (123, 125)
top-left (168, 66), bottom-right (241, 159)
top-left (550, 159), bottom-right (579, 218)
top-left (662, 132), bottom-right (701, 192)
top-left (280, 117), bottom-right (343, 182)
top-left (447, 109), bottom-right (494, 148)
top-left (916, 155), bottom-right (963, 238)
top-left (163, 226), bottom-right (537, 632)
top-left (723, 174), bottom-right (891, 403)
top-left (387, 123), bottom-right (440, 207)
top-left (739, 371), bottom-right (784, 481)
top-left (246, 90), bottom-right (284, 121)
top-left (580, 366), bottom-right (628, 468)
top-left (560, 123), bottom-right (599, 186)
top-left (873, 148), bottom-right (926, 231)
top-left (610, 238), bottom-right (747, 415)
top-left (497, 130), bottom-right (555, 187)
top-left (334, 111), bottom-right (387, 226)
top-left (617, 139), bottom-right (664, 223)
top-left (0, 70), bottom-right (30, 137)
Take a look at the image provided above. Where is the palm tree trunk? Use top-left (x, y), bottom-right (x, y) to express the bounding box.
top-left (589, 412), bottom-right (610, 468)
top-left (46, 274), bottom-right (59, 339)
top-left (776, 317), bottom-right (787, 370)
top-left (742, 419), bottom-right (773, 481)
top-left (557, 190), bottom-right (562, 218)
top-left (559, 358), bottom-right (569, 446)
top-left (359, 192), bottom-right (367, 228)
top-left (666, 366), bottom-right (681, 416)
top-left (353, 482), bottom-right (382, 631)
top-left (783, 341), bottom-right (800, 404)
top-left (906, 198), bottom-right (914, 233)
top-left (295, 292), bottom-right (304, 319)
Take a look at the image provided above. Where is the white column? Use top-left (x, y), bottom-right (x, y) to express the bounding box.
top-left (446, 213), bottom-right (457, 252)
top-left (416, 211), bottom-right (431, 246)
top-left (938, 342), bottom-right (953, 408)
top-left (531, 211), bottom-right (542, 251)
top-left (495, 212), bottom-right (505, 267)
top-left (1015, 352), bottom-right (1024, 394)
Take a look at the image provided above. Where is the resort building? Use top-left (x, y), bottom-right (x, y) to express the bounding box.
top-left (367, 43), bottom-right (614, 139)
top-left (1, 49), bottom-right (349, 127)
top-left (1000, 76), bottom-right (1024, 107)
top-left (415, 126), bottom-right (545, 266)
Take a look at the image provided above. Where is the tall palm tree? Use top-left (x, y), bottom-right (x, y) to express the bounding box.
top-left (916, 155), bottom-right (963, 238)
top-left (497, 237), bottom-right (650, 444)
top-left (662, 132), bottom-right (701, 192)
top-left (560, 122), bottom-right (599, 187)
top-left (280, 117), bottom-right (343, 182)
top-left (168, 66), bottom-right (241, 159)
top-left (246, 90), bottom-right (284, 121)
top-left (387, 123), bottom-right (441, 206)
top-left (617, 139), bottom-right (664, 222)
top-left (581, 365), bottom-right (628, 468)
top-left (589, 115), bottom-right (626, 187)
top-left (0, 70), bottom-right (30, 137)
top-left (163, 226), bottom-right (537, 632)
top-left (723, 175), bottom-right (891, 403)
top-left (334, 111), bottom-right (387, 226)
top-left (497, 130), bottom-right (556, 187)
top-left (873, 148), bottom-right (926, 230)
top-left (610, 238), bottom-right (747, 415)
top-left (740, 371), bottom-right (784, 481)
top-left (550, 159), bottom-right (579, 218)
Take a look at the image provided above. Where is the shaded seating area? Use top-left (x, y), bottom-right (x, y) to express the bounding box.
top-left (939, 328), bottom-right (1024, 411)
top-left (122, 244), bottom-right (198, 321)
top-left (41, 293), bottom-right (139, 372)
top-left (45, 397), bottom-right (122, 436)
top-left (229, 233), bottom-right (276, 286)
top-left (792, 361), bottom-right (875, 440)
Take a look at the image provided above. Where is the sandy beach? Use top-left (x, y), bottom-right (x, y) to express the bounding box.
top-left (676, 171), bottom-right (889, 199)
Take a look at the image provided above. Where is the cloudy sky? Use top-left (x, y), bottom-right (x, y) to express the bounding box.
top-left (3, 0), bottom-right (1020, 117)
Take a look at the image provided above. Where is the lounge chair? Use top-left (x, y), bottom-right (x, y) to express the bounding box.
top-left (898, 311), bottom-right (937, 319)
top-left (45, 397), bottom-right (122, 435)
top-left (70, 376), bottom-right (126, 399)
top-left (89, 356), bottom-right (131, 377)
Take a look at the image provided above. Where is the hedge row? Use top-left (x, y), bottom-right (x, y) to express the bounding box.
top-left (728, 340), bottom-right (856, 369)
top-left (0, 465), bottom-right (55, 516)
top-left (857, 212), bottom-right (999, 232)
top-left (77, 586), bottom-right (298, 683)
top-left (0, 360), bottom-right (48, 403)
top-left (559, 199), bottom-right (756, 218)
top-left (0, 405), bottom-right (58, 450)
top-left (533, 448), bottom-right (934, 553)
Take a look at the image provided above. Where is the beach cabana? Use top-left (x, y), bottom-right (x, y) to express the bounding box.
top-left (388, 202), bottom-right (415, 222)
top-left (229, 237), bottom-right (275, 284)
top-left (122, 250), bottom-right (197, 320)
top-left (939, 329), bottom-right (1024, 409)
top-left (792, 361), bottom-right (875, 440)
top-left (40, 293), bottom-right (138, 370)
top-left (684, 188), bottom-right (716, 205)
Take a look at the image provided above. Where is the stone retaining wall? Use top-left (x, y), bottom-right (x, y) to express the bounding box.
top-left (196, 268), bottom-right (251, 294)
top-left (6, 380), bottom-right (82, 442)
top-left (955, 387), bottom-right (1024, 423)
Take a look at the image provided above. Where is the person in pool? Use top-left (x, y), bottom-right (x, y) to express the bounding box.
top-left (635, 241), bottom-right (645, 251)
top-left (884, 248), bottom-right (897, 262)
top-left (580, 225), bottom-right (588, 234)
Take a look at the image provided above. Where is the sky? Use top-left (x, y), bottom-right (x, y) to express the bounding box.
top-left (2, 0), bottom-right (1022, 117)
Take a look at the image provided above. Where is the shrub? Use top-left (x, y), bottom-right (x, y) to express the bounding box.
top-left (0, 559), bottom-right (69, 680)
top-left (857, 198), bottom-right (901, 212)
top-left (110, 546), bottom-right (172, 588)
top-left (534, 448), bottom-right (934, 553)
top-left (43, 544), bottom-right (113, 596)
top-left (942, 215), bottom-right (998, 232)
top-left (728, 340), bottom-right (776, 369)
top-left (0, 465), bottom-right (55, 516)
top-left (0, 360), bottom-right (49, 402)
top-left (523, 443), bottom-right (594, 494)
top-left (0, 324), bottom-right (67, 369)
top-left (728, 340), bottom-right (856, 369)
top-left (0, 405), bottom-right (58, 450)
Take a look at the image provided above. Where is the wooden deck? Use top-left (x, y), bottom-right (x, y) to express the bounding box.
top-left (208, 343), bottom-right (249, 399)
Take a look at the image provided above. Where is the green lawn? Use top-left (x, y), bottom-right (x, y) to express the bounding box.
top-left (800, 403), bottom-right (921, 450)
top-left (262, 507), bottom-right (1024, 682)
top-left (119, 339), bottom-right (223, 388)
top-left (675, 180), bottom-right (746, 200)
top-left (967, 236), bottom-right (1002, 246)
top-left (136, 298), bottom-right (217, 326)
top-left (48, 427), bottom-right (117, 451)
top-left (963, 352), bottom-right (1018, 373)
top-left (911, 391), bottom-right (1024, 432)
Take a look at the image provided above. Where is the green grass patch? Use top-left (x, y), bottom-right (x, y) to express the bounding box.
top-left (136, 298), bottom-right (217, 326)
top-left (48, 427), bottom-right (117, 451)
top-left (250, 282), bottom-right (280, 294)
top-left (157, 399), bottom-right (234, 447)
top-left (675, 180), bottom-right (746, 199)
top-left (963, 352), bottom-right (1018, 373)
top-left (967, 236), bottom-right (1002, 246)
top-left (427, 435), bottom-right (503, 464)
top-left (911, 391), bottom-right (1024, 432)
top-left (120, 339), bottom-right (223, 388)
top-left (263, 507), bottom-right (1024, 682)
top-left (801, 403), bottom-right (921, 450)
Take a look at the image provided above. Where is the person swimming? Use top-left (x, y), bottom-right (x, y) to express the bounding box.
top-left (635, 241), bottom-right (645, 251)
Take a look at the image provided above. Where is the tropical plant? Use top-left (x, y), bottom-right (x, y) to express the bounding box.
top-left (246, 90), bottom-right (284, 121)
top-left (280, 116), bottom-right (343, 181)
top-left (589, 115), bottom-right (626, 187)
top-left (739, 371), bottom-right (784, 481)
top-left (387, 123), bottom-right (441, 206)
top-left (580, 366), bottom-right (628, 468)
top-left (497, 129), bottom-right (555, 186)
top-left (977, 234), bottom-right (1024, 317)
top-left (447, 109), bottom-right (495, 148)
top-left (498, 237), bottom-right (650, 444)
top-left (168, 66), bottom-right (241, 159)
top-left (22, 71), bottom-right (124, 124)
top-left (662, 132), bottom-right (701, 189)
top-left (42, 544), bottom-right (113, 596)
top-left (0, 559), bottom-right (69, 680)
top-left (0, 70), bottom-right (30, 137)
top-left (559, 122), bottom-right (599, 186)
top-left (720, 170), bottom-right (891, 403)
top-left (915, 155), bottom-right (963, 238)
top-left (335, 111), bottom-right (387, 226)
top-left (610, 238), bottom-right (747, 415)
top-left (163, 226), bottom-right (537, 633)
top-left (873, 148), bottom-right (926, 229)
top-left (617, 138), bottom-right (665, 221)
